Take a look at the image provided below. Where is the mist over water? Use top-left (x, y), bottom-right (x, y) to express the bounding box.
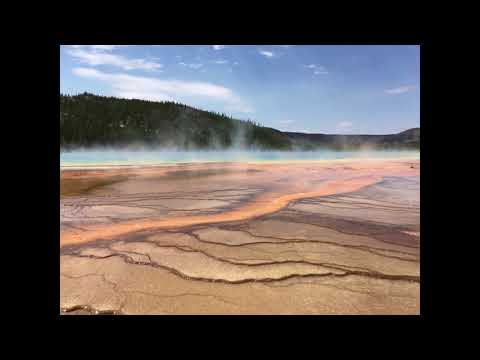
top-left (60, 149), bottom-right (419, 168)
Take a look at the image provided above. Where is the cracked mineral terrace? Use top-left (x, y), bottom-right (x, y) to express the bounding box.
top-left (60, 159), bottom-right (420, 315)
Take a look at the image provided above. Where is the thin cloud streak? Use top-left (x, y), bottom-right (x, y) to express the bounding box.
top-left (385, 85), bottom-right (416, 94)
top-left (279, 119), bottom-right (295, 125)
top-left (305, 64), bottom-right (329, 75)
top-left (179, 62), bottom-right (203, 69)
top-left (259, 50), bottom-right (274, 58)
top-left (337, 121), bottom-right (353, 130)
top-left (68, 45), bottom-right (119, 51)
top-left (72, 67), bottom-right (253, 114)
top-left (66, 47), bottom-right (162, 71)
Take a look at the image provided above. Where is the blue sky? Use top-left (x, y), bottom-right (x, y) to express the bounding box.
top-left (60, 45), bottom-right (420, 134)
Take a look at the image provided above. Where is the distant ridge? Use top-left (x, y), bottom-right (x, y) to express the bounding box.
top-left (284, 128), bottom-right (420, 150)
top-left (60, 93), bottom-right (419, 150)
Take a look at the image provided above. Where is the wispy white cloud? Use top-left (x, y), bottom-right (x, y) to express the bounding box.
top-left (336, 121), bottom-right (353, 130)
top-left (277, 119), bottom-right (297, 131)
top-left (212, 45), bottom-right (226, 50)
top-left (259, 50), bottom-right (274, 58)
top-left (72, 67), bottom-right (253, 113)
top-left (385, 85), bottom-right (416, 94)
top-left (305, 64), bottom-right (328, 75)
top-left (66, 47), bottom-right (162, 71)
top-left (179, 62), bottom-right (203, 69)
top-left (213, 59), bottom-right (228, 64)
top-left (68, 45), bottom-right (119, 51)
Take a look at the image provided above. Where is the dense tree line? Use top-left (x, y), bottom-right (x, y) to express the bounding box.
top-left (60, 93), bottom-right (292, 150)
top-left (60, 93), bottom-right (419, 151)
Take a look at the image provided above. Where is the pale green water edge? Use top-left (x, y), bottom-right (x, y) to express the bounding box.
top-left (60, 150), bottom-right (420, 169)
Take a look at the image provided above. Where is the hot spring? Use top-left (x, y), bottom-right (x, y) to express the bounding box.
top-left (60, 149), bottom-right (420, 169)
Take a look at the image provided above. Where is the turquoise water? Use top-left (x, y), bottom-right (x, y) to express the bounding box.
top-left (60, 150), bottom-right (419, 168)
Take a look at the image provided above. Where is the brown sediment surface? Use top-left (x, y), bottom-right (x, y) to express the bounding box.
top-left (61, 175), bottom-right (382, 247)
top-left (60, 175), bottom-right (129, 197)
top-left (60, 158), bottom-right (420, 314)
top-left (60, 159), bottom-right (417, 247)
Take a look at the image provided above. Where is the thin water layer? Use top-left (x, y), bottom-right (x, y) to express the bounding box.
top-left (61, 150), bottom-right (420, 169)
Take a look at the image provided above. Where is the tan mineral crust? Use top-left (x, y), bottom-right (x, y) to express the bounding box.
top-left (60, 158), bottom-right (420, 315)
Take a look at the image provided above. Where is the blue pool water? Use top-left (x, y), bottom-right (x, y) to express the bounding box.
top-left (60, 150), bottom-right (419, 168)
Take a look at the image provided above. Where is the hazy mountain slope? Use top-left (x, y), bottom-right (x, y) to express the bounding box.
top-left (284, 128), bottom-right (420, 150)
top-left (60, 93), bottom-right (292, 150)
top-left (60, 93), bottom-right (419, 150)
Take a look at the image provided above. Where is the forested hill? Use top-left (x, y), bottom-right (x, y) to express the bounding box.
top-left (60, 93), bottom-right (291, 150)
top-left (60, 93), bottom-right (419, 150)
top-left (284, 128), bottom-right (420, 150)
